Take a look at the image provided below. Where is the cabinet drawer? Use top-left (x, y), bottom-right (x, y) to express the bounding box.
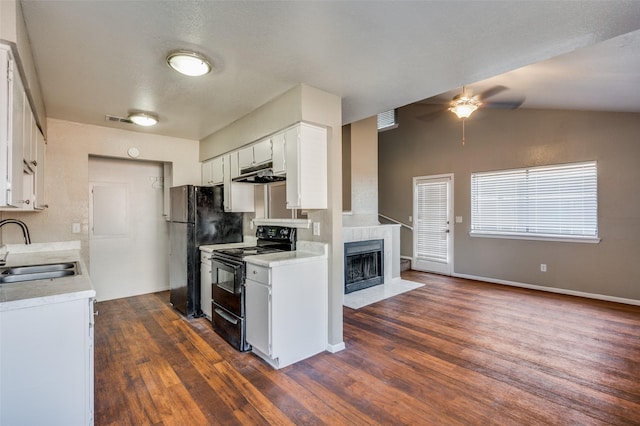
top-left (246, 263), bottom-right (270, 284)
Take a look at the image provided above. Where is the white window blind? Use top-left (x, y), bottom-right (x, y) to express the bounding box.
top-left (471, 161), bottom-right (598, 241)
top-left (416, 180), bottom-right (448, 262)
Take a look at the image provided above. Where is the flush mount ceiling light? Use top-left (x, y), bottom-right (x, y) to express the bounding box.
top-left (128, 112), bottom-right (158, 126)
top-left (166, 50), bottom-right (212, 76)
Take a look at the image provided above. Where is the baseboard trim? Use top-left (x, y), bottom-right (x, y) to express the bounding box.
top-left (326, 342), bottom-right (346, 353)
top-left (453, 273), bottom-right (640, 307)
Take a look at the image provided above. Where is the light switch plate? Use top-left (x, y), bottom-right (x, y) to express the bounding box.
top-left (455, 216), bottom-right (463, 223)
top-left (72, 223), bottom-right (81, 233)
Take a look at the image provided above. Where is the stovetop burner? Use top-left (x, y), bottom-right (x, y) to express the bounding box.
top-left (215, 245), bottom-right (284, 260)
top-left (212, 225), bottom-right (297, 262)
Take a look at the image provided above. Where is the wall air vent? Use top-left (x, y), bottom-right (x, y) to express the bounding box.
top-left (105, 115), bottom-right (133, 124)
top-left (377, 109), bottom-right (398, 132)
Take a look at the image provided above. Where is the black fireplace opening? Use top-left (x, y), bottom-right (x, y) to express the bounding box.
top-left (344, 239), bottom-right (384, 294)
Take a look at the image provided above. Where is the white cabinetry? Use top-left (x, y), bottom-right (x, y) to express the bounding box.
top-left (271, 131), bottom-right (286, 176)
top-left (238, 138), bottom-right (272, 172)
top-left (0, 44), bottom-right (46, 210)
top-left (200, 251), bottom-right (213, 319)
top-left (201, 156), bottom-right (224, 186)
top-left (285, 123), bottom-right (327, 209)
top-left (222, 153), bottom-right (254, 212)
top-left (245, 258), bottom-right (327, 369)
top-left (1, 297), bottom-right (95, 425)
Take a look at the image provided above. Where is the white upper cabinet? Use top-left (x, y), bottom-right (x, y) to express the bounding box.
top-left (271, 131), bottom-right (286, 175)
top-left (222, 153), bottom-right (254, 212)
top-left (238, 138), bottom-right (272, 172)
top-left (285, 123), bottom-right (327, 210)
top-left (0, 44), bottom-right (46, 211)
top-left (201, 156), bottom-right (223, 186)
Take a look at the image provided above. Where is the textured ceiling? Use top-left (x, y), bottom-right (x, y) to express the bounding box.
top-left (19, 1), bottom-right (640, 141)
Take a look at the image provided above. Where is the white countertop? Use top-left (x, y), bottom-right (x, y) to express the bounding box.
top-left (244, 241), bottom-right (328, 267)
top-left (200, 240), bottom-right (328, 267)
top-left (0, 241), bottom-right (95, 312)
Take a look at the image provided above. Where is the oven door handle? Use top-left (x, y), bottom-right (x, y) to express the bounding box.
top-left (211, 258), bottom-right (242, 271)
top-left (214, 308), bottom-right (239, 325)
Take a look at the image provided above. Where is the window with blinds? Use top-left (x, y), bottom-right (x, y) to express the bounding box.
top-left (470, 161), bottom-right (598, 242)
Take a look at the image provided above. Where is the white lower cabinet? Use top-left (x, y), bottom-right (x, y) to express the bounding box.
top-left (1, 297), bottom-right (95, 425)
top-left (200, 251), bottom-right (213, 319)
top-left (245, 258), bottom-right (327, 369)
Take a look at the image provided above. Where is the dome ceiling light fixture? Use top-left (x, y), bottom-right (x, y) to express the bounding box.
top-left (128, 112), bottom-right (158, 127)
top-left (449, 88), bottom-right (482, 119)
top-left (166, 50), bottom-right (212, 77)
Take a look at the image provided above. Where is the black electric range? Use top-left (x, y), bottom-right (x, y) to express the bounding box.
top-left (209, 225), bottom-right (296, 351)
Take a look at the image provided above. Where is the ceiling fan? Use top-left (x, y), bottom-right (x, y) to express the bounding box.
top-left (417, 85), bottom-right (525, 145)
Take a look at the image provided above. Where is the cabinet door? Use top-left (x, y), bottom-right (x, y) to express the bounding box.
top-left (238, 146), bottom-right (254, 171)
top-left (34, 128), bottom-right (46, 209)
top-left (286, 123), bottom-right (327, 210)
top-left (222, 154), bottom-right (254, 212)
top-left (253, 138), bottom-right (272, 165)
top-left (201, 159), bottom-right (213, 186)
top-left (8, 59), bottom-right (25, 208)
top-left (271, 131), bottom-right (286, 175)
top-left (285, 126), bottom-right (300, 209)
top-left (211, 156), bottom-right (224, 185)
top-left (200, 260), bottom-right (212, 318)
top-left (0, 48), bottom-right (9, 205)
top-left (245, 279), bottom-right (271, 356)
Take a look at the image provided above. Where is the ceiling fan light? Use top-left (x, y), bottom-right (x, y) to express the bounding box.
top-left (449, 96), bottom-right (481, 119)
top-left (128, 112), bottom-right (158, 126)
top-left (166, 51), bottom-right (212, 76)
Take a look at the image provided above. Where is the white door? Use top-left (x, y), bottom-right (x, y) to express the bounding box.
top-left (89, 157), bottom-right (168, 301)
top-left (413, 174), bottom-right (453, 275)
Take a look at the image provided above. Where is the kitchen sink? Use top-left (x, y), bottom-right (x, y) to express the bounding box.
top-left (0, 262), bottom-right (79, 284)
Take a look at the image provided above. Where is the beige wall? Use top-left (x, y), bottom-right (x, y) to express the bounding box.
top-left (199, 84), bottom-right (345, 348)
top-left (1, 118), bottom-right (200, 267)
top-left (379, 106), bottom-right (640, 301)
top-left (344, 116), bottom-right (379, 225)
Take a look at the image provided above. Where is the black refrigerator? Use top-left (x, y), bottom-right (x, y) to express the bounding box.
top-left (169, 185), bottom-right (243, 317)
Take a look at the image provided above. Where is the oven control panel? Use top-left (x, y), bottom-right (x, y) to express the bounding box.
top-left (255, 225), bottom-right (296, 243)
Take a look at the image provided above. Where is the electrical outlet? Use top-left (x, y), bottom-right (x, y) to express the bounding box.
top-left (540, 263), bottom-right (547, 272)
top-left (72, 223), bottom-right (81, 234)
top-left (313, 222), bottom-right (321, 236)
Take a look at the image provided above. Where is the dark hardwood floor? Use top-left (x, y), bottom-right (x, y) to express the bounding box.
top-left (94, 271), bottom-right (640, 425)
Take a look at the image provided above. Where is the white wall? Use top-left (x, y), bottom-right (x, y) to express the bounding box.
top-left (2, 118), bottom-right (200, 271)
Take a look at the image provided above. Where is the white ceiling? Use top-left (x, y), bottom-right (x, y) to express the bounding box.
top-left (19, 1), bottom-right (640, 141)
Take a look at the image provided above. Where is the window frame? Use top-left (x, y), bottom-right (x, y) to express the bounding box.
top-left (470, 161), bottom-right (600, 244)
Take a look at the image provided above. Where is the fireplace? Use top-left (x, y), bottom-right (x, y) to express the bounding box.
top-left (344, 239), bottom-right (384, 294)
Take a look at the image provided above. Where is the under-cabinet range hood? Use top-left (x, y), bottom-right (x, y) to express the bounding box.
top-left (232, 161), bottom-right (286, 184)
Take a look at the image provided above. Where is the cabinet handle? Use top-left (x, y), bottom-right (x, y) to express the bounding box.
top-left (31, 160), bottom-right (37, 166)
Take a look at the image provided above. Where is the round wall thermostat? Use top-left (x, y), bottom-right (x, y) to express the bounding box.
top-left (127, 147), bottom-right (140, 158)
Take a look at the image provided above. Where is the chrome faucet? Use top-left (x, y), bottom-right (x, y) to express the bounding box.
top-left (0, 219), bottom-right (32, 245)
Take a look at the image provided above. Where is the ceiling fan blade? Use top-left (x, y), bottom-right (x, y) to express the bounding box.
top-left (483, 98), bottom-right (525, 109)
top-left (478, 85), bottom-right (508, 100)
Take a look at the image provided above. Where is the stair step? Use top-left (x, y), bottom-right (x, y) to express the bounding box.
top-left (400, 258), bottom-right (411, 272)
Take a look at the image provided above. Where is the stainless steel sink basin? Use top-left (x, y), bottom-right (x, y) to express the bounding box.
top-left (0, 262), bottom-right (78, 284)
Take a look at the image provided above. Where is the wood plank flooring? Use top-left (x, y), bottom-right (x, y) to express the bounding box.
top-left (94, 271), bottom-right (640, 425)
